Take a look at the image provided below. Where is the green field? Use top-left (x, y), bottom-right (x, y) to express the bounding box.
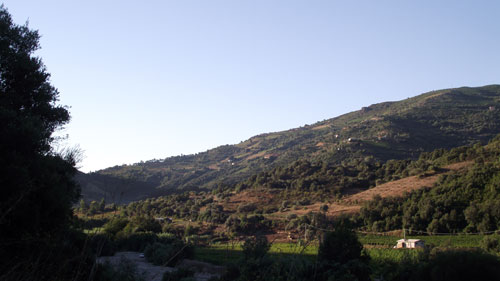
top-left (195, 234), bottom-right (487, 265)
top-left (194, 242), bottom-right (318, 265)
top-left (358, 234), bottom-right (485, 248)
top-left (194, 243), bottom-right (426, 265)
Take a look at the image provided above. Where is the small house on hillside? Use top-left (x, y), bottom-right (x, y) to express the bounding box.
top-left (395, 239), bottom-right (425, 249)
top-left (264, 154), bottom-right (278, 160)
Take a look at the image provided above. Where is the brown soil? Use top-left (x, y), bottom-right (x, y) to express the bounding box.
top-left (312, 124), bottom-right (330, 130)
top-left (221, 189), bottom-right (277, 212)
top-left (217, 161), bottom-right (472, 230)
top-left (278, 161), bottom-right (472, 219)
top-left (343, 161), bottom-right (472, 204)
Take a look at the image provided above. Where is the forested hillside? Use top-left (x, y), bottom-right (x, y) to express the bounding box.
top-left (359, 135), bottom-right (500, 234)
top-left (78, 85), bottom-right (500, 202)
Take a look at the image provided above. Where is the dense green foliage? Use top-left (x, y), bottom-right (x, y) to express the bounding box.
top-left (0, 7), bottom-right (87, 281)
top-left (359, 136), bottom-right (500, 233)
top-left (217, 227), bottom-right (370, 281)
top-left (374, 249), bottom-right (500, 281)
top-left (144, 240), bottom-right (192, 266)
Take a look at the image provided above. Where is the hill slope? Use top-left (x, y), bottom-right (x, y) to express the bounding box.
top-left (78, 85), bottom-right (500, 202)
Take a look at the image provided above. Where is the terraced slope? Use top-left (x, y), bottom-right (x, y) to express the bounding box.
top-left (79, 85), bottom-right (500, 202)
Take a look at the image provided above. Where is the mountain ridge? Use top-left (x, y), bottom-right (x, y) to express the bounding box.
top-left (78, 84), bottom-right (500, 202)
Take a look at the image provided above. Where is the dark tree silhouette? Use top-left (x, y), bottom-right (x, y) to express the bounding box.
top-left (0, 5), bottom-right (85, 280)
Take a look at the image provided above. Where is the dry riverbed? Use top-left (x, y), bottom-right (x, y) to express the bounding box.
top-left (97, 252), bottom-right (224, 281)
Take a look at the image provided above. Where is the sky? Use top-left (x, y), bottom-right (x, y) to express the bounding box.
top-left (3, 1), bottom-right (500, 172)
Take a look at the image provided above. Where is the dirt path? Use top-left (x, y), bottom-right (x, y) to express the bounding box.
top-left (98, 252), bottom-right (171, 281)
top-left (97, 252), bottom-right (223, 281)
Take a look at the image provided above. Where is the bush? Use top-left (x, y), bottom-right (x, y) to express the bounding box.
top-left (318, 227), bottom-right (364, 264)
top-left (123, 216), bottom-right (162, 233)
top-left (115, 232), bottom-right (158, 252)
top-left (103, 218), bottom-right (129, 237)
top-left (242, 236), bottom-right (270, 260)
top-left (237, 203), bottom-right (257, 213)
top-left (144, 241), bottom-right (193, 267)
top-left (162, 268), bottom-right (195, 281)
top-left (422, 250), bottom-right (500, 281)
top-left (94, 258), bottom-right (146, 281)
top-left (317, 225), bottom-right (371, 281)
top-left (89, 233), bottom-right (117, 257)
top-left (481, 235), bottom-right (500, 254)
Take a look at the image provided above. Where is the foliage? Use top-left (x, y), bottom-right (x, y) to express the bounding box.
top-left (79, 85), bottom-right (500, 202)
top-left (123, 216), bottom-right (162, 233)
top-left (0, 6), bottom-right (87, 281)
top-left (94, 258), bottom-right (146, 281)
top-left (359, 136), bottom-right (500, 233)
top-left (318, 227), bottom-right (365, 264)
top-left (144, 241), bottom-right (193, 266)
top-left (162, 267), bottom-right (195, 281)
top-left (314, 225), bottom-right (371, 281)
top-left (241, 236), bottom-right (271, 260)
top-left (359, 234), bottom-right (485, 248)
top-left (103, 217), bottom-right (129, 236)
top-left (224, 214), bottom-right (271, 235)
top-left (481, 235), bottom-right (500, 254)
top-left (420, 249), bottom-right (500, 281)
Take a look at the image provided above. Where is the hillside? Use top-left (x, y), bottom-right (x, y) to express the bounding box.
top-left (106, 134), bottom-right (500, 241)
top-left (78, 85), bottom-right (500, 202)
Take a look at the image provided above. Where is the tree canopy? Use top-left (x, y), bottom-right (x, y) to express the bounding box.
top-left (0, 6), bottom-right (84, 280)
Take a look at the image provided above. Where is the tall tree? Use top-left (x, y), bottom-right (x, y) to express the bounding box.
top-left (0, 5), bottom-right (85, 280)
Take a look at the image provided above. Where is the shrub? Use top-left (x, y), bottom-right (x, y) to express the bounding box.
top-left (94, 258), bottom-right (146, 281)
top-left (115, 232), bottom-right (158, 252)
top-left (237, 203), bottom-right (257, 213)
top-left (422, 250), bottom-right (500, 281)
top-left (481, 235), bottom-right (500, 254)
top-left (123, 216), bottom-right (162, 233)
top-left (89, 233), bottom-right (117, 257)
top-left (103, 218), bottom-right (129, 237)
top-left (162, 268), bottom-right (195, 281)
top-left (242, 236), bottom-right (270, 260)
top-left (144, 241), bottom-right (193, 267)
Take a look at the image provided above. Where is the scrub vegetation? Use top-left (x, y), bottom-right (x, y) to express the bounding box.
top-left (3, 5), bottom-right (500, 280)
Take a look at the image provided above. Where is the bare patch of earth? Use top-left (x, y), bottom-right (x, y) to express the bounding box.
top-left (97, 252), bottom-right (223, 281)
top-left (280, 161), bottom-right (472, 218)
top-left (342, 161), bottom-right (472, 204)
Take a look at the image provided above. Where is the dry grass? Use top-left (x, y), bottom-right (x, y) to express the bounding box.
top-left (217, 161), bottom-right (473, 222)
top-left (220, 189), bottom-right (277, 212)
top-left (312, 124), bottom-right (330, 130)
top-left (342, 161), bottom-right (472, 204)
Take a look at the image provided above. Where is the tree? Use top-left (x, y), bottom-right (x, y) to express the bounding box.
top-left (318, 226), bottom-right (364, 264)
top-left (317, 224), bottom-right (371, 281)
top-left (320, 204), bottom-right (329, 213)
top-left (99, 198), bottom-right (106, 212)
top-left (80, 198), bottom-right (88, 212)
top-left (89, 200), bottom-right (99, 215)
top-left (0, 6), bottom-right (84, 280)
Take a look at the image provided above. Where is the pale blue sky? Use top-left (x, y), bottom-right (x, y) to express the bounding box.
top-left (3, 1), bottom-right (500, 172)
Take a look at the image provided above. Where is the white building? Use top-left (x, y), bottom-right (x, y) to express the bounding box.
top-left (395, 239), bottom-right (425, 249)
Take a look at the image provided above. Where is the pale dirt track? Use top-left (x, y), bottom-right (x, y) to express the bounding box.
top-left (97, 252), bottom-right (223, 281)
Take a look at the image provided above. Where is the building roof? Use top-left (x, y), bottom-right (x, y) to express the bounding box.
top-left (397, 239), bottom-right (423, 243)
